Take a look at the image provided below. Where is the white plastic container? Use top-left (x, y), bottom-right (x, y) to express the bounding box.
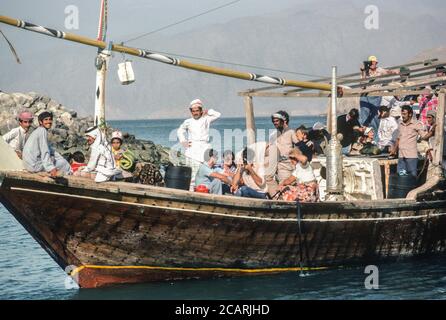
top-left (117, 61), bottom-right (135, 85)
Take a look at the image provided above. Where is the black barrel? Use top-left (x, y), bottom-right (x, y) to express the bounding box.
top-left (164, 166), bottom-right (192, 191)
top-left (387, 174), bottom-right (417, 199)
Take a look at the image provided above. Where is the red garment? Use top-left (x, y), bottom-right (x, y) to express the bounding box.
top-left (419, 95), bottom-right (438, 125)
top-left (71, 162), bottom-right (86, 173)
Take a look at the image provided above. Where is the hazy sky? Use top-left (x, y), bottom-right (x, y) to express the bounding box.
top-left (1, 0), bottom-right (445, 119)
top-left (1, 0), bottom-right (302, 39)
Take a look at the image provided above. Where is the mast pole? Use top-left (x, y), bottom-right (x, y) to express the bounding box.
top-left (325, 66), bottom-right (344, 200)
top-left (432, 90), bottom-right (445, 178)
top-left (94, 0), bottom-right (109, 130)
top-left (244, 96), bottom-right (256, 145)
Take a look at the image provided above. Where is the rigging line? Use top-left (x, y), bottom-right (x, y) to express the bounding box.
top-left (0, 29), bottom-right (21, 64)
top-left (147, 49), bottom-right (327, 78)
top-left (123, 0), bottom-right (242, 44)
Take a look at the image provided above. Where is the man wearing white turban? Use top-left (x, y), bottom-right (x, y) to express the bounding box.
top-left (177, 99), bottom-right (221, 189)
top-left (81, 127), bottom-right (123, 183)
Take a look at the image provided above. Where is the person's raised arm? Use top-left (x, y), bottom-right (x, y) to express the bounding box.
top-left (206, 109), bottom-right (221, 123)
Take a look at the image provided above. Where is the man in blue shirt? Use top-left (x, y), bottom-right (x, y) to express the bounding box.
top-left (195, 149), bottom-right (231, 195)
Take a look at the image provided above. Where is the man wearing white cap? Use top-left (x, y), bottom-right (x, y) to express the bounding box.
top-left (177, 99), bottom-right (221, 188)
top-left (3, 111), bottom-right (34, 159)
top-left (267, 111), bottom-right (297, 195)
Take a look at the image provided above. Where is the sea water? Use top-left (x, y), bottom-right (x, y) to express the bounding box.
top-left (1, 116), bottom-right (445, 300)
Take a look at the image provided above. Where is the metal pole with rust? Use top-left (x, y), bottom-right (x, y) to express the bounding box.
top-left (0, 14), bottom-right (332, 91)
top-left (325, 66), bottom-right (344, 200)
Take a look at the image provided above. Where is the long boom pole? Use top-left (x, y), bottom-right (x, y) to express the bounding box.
top-left (0, 14), bottom-right (332, 91)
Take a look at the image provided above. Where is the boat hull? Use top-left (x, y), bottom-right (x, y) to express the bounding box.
top-left (1, 172), bottom-right (446, 288)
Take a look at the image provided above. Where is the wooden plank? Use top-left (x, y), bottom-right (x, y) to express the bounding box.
top-left (434, 92), bottom-right (445, 168)
top-left (238, 89), bottom-right (437, 98)
top-left (284, 61), bottom-right (446, 94)
top-left (244, 96), bottom-right (256, 145)
top-left (304, 59), bottom-right (439, 83)
top-left (348, 68), bottom-right (446, 89)
top-left (347, 76), bottom-right (446, 95)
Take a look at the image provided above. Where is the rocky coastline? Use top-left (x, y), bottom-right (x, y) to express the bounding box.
top-left (0, 91), bottom-right (171, 166)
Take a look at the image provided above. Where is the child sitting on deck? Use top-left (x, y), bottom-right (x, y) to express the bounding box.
top-left (111, 131), bottom-right (134, 179)
top-left (70, 151), bottom-right (87, 174)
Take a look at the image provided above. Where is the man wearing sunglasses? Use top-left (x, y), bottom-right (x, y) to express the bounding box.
top-left (2, 111), bottom-right (34, 159)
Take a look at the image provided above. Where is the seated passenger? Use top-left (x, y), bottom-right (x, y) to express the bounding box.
top-left (2, 111), bottom-right (34, 159)
top-left (22, 111), bottom-right (71, 177)
top-left (111, 130), bottom-right (133, 179)
top-left (309, 122), bottom-right (330, 156)
top-left (350, 127), bottom-right (381, 155)
top-left (278, 148), bottom-right (319, 202)
top-left (80, 126), bottom-right (123, 182)
top-left (70, 151), bottom-right (87, 174)
top-left (215, 150), bottom-right (237, 194)
top-left (295, 125), bottom-right (314, 162)
top-left (195, 149), bottom-right (230, 195)
top-left (337, 108), bottom-right (365, 155)
top-left (231, 142), bottom-right (278, 199)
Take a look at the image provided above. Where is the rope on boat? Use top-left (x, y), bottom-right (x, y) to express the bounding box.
top-left (0, 29), bottom-right (20, 63)
top-left (0, 15), bottom-right (332, 91)
top-left (296, 200), bottom-right (312, 276)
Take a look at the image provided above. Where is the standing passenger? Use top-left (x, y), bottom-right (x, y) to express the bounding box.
top-left (177, 99), bottom-right (221, 189)
top-left (267, 111), bottom-right (297, 195)
top-left (390, 106), bottom-right (425, 177)
top-left (377, 105), bottom-right (399, 153)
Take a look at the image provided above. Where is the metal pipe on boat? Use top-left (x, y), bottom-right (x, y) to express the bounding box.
top-left (325, 66), bottom-right (344, 199)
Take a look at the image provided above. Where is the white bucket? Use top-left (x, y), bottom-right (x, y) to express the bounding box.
top-left (117, 61), bottom-right (135, 85)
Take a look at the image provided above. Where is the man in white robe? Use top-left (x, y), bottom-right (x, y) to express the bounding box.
top-left (80, 127), bottom-right (123, 183)
top-left (22, 111), bottom-right (71, 176)
top-left (2, 111), bottom-right (34, 159)
top-left (177, 99), bottom-right (221, 189)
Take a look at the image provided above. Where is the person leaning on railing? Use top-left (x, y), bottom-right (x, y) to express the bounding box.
top-left (390, 105), bottom-right (426, 177)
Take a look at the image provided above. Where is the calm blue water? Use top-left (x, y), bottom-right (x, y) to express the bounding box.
top-left (1, 117), bottom-right (446, 300)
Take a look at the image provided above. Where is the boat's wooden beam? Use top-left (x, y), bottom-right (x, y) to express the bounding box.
top-left (434, 91), bottom-right (445, 172)
top-left (244, 96), bottom-right (256, 145)
top-left (348, 68), bottom-right (446, 89)
top-left (347, 76), bottom-right (446, 95)
top-left (238, 89), bottom-right (437, 98)
top-left (294, 58), bottom-right (440, 85)
top-left (285, 61), bottom-right (445, 94)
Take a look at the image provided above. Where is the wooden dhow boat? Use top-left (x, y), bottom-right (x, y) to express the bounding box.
top-left (0, 3), bottom-right (445, 288)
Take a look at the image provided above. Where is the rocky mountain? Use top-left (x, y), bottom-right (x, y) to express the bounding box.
top-left (0, 0), bottom-right (445, 119)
